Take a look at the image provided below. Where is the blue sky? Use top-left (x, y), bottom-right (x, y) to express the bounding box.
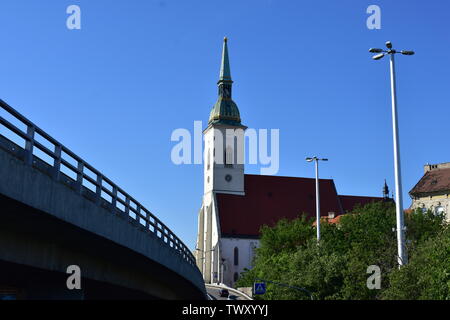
top-left (0, 0), bottom-right (449, 249)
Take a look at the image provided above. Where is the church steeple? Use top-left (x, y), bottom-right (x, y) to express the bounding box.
top-left (383, 180), bottom-right (390, 199)
top-left (208, 37), bottom-right (242, 126)
top-left (219, 37), bottom-right (232, 83)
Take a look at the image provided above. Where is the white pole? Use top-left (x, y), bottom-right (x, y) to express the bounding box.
top-left (217, 247), bottom-right (221, 284)
top-left (221, 261), bottom-right (224, 285)
top-left (389, 53), bottom-right (408, 266)
top-left (315, 159), bottom-right (321, 242)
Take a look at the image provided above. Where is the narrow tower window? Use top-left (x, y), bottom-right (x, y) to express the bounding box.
top-left (207, 149), bottom-right (211, 170)
top-left (234, 247), bottom-right (239, 266)
top-left (225, 146), bottom-right (234, 168)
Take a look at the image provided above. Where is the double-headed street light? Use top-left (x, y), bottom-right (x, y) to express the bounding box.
top-left (369, 41), bottom-right (415, 267)
top-left (306, 157), bottom-right (328, 242)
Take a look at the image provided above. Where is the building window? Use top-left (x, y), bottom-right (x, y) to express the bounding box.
top-left (234, 247), bottom-right (239, 266)
top-left (435, 206), bottom-right (445, 216)
top-left (234, 272), bottom-right (239, 282)
top-left (207, 149), bottom-right (210, 170)
top-left (225, 146), bottom-right (233, 168)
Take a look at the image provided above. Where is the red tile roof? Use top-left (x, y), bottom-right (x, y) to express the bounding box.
top-left (216, 174), bottom-right (344, 237)
top-left (409, 168), bottom-right (450, 195)
top-left (338, 195), bottom-right (387, 213)
top-left (312, 214), bottom-right (346, 226)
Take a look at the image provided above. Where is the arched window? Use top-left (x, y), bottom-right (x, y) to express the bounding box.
top-left (234, 247), bottom-right (239, 266)
top-left (234, 272), bottom-right (239, 282)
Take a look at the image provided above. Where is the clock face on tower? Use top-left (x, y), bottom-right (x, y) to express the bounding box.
top-left (225, 174), bottom-right (232, 182)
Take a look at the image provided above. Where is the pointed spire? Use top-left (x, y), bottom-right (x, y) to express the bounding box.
top-left (219, 37), bottom-right (232, 82)
top-left (383, 179), bottom-right (390, 199)
top-left (208, 37), bottom-right (242, 126)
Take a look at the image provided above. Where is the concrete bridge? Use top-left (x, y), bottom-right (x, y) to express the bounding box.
top-left (0, 100), bottom-right (206, 300)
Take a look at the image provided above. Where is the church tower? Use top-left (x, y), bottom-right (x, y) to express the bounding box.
top-left (204, 37), bottom-right (247, 196)
top-left (196, 38), bottom-right (246, 284)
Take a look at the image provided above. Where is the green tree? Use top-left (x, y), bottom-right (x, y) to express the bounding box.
top-left (383, 225), bottom-right (450, 300)
top-left (235, 214), bottom-right (315, 299)
top-left (336, 202), bottom-right (397, 299)
top-left (235, 202), bottom-right (448, 300)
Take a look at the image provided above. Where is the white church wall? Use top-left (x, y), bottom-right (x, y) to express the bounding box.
top-left (220, 237), bottom-right (259, 287)
top-left (195, 206), bottom-right (205, 272)
top-left (202, 205), bottom-right (212, 283)
top-left (210, 195), bottom-right (220, 283)
top-left (203, 128), bottom-right (214, 195)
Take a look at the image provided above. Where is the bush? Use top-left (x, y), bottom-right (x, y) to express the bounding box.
top-left (235, 202), bottom-right (448, 300)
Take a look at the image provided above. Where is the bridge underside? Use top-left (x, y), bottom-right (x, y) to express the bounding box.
top-left (0, 193), bottom-right (204, 300)
top-left (0, 260), bottom-right (156, 300)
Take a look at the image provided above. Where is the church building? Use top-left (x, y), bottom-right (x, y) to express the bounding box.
top-left (195, 38), bottom-right (387, 287)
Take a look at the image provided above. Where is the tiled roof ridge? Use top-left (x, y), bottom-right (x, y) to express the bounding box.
top-left (410, 167), bottom-right (450, 195)
top-left (244, 173), bottom-right (334, 181)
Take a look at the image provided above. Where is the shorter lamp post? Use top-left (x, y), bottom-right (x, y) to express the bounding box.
top-left (306, 157), bottom-right (328, 242)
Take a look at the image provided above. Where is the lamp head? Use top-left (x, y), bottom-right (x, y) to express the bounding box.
top-left (369, 48), bottom-right (383, 53)
top-left (372, 53), bottom-right (385, 60)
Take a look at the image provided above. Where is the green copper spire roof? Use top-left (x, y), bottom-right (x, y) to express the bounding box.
top-left (208, 37), bottom-right (242, 126)
top-left (219, 37), bottom-right (232, 82)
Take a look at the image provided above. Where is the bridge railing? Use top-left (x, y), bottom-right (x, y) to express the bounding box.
top-left (0, 99), bottom-right (196, 267)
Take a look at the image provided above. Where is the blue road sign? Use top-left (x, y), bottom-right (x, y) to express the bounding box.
top-left (254, 282), bottom-right (266, 295)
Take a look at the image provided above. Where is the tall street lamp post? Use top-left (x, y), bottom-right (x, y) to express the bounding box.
top-left (306, 157), bottom-right (328, 241)
top-left (369, 41), bottom-right (414, 266)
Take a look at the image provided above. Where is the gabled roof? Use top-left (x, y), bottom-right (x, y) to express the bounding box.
top-left (410, 168), bottom-right (450, 196)
top-left (216, 174), bottom-right (344, 237)
top-left (339, 195), bottom-right (387, 213)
